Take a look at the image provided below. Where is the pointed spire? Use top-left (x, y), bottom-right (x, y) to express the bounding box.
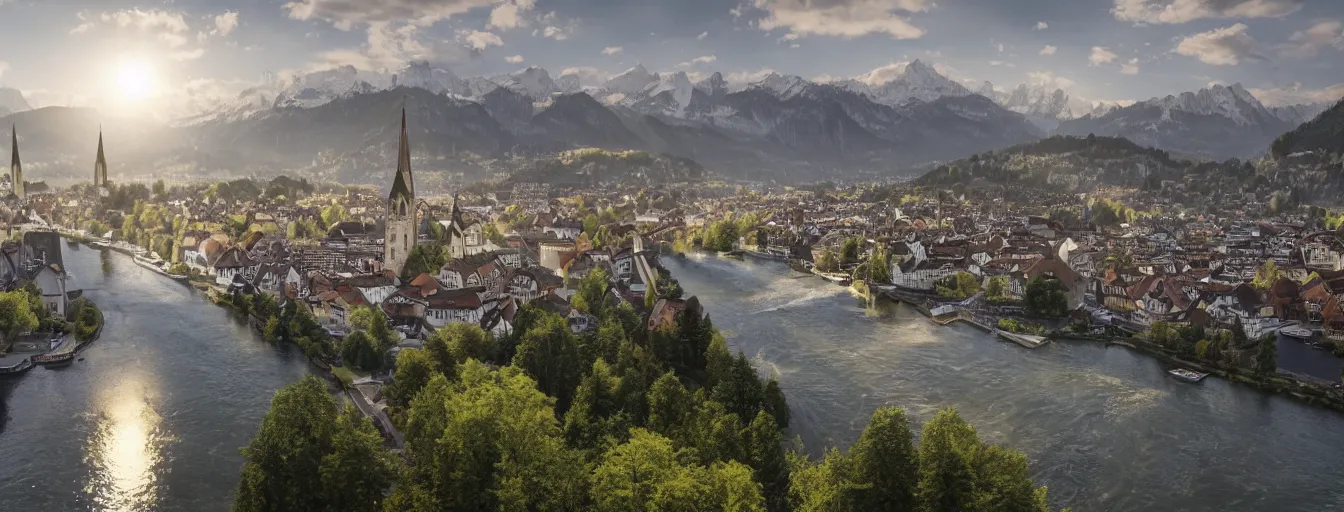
top-left (94, 128), bottom-right (108, 188)
top-left (9, 124), bottom-right (16, 168)
top-left (389, 108), bottom-right (415, 202)
top-left (10, 124), bottom-right (22, 200)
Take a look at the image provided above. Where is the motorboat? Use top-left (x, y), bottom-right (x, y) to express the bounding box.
top-left (1280, 327), bottom-right (1313, 340)
top-left (1168, 368), bottom-right (1209, 383)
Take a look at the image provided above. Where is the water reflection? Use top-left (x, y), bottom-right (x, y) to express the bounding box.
top-left (101, 250), bottom-right (113, 277)
top-left (85, 376), bottom-right (164, 511)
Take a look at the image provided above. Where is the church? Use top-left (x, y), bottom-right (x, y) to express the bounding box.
top-left (384, 109), bottom-right (416, 275)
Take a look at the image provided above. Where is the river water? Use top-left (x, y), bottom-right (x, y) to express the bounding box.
top-left (4, 246), bottom-right (1344, 511)
top-left (0, 244), bottom-right (310, 511)
top-left (664, 254), bottom-right (1344, 511)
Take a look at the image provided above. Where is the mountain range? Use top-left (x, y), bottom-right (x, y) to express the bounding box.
top-left (0, 87), bottom-right (31, 117)
top-left (0, 60), bottom-right (1338, 184)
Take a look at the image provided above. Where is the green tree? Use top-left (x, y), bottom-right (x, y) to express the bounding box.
top-left (563, 359), bottom-right (631, 450)
top-left (234, 375), bottom-right (392, 512)
top-left (916, 409), bottom-right (982, 511)
top-left (573, 267), bottom-right (613, 318)
top-left (936, 272), bottom-right (982, 300)
top-left (512, 312), bottom-right (583, 412)
top-left (1252, 259), bottom-right (1282, 290)
top-left (401, 244), bottom-right (451, 280)
top-left (787, 448), bottom-right (855, 512)
top-left (840, 238), bottom-right (862, 266)
top-left (745, 411), bottom-right (790, 512)
top-left (986, 276), bottom-right (1009, 300)
top-left (1256, 336), bottom-right (1278, 376)
top-left (0, 290), bottom-right (40, 342)
top-left (1024, 277), bottom-right (1068, 318)
top-left (386, 348), bottom-right (435, 405)
top-left (710, 352), bottom-right (764, 423)
top-left (849, 407), bottom-right (918, 511)
top-left (390, 363), bottom-right (587, 511)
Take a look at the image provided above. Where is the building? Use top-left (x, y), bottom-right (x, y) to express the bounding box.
top-left (10, 125), bottom-right (22, 200)
top-left (384, 109), bottom-right (417, 275)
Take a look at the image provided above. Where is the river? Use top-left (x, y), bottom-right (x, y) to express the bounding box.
top-left (0, 244), bottom-right (310, 511)
top-left (664, 254), bottom-right (1344, 511)
top-left (4, 246), bottom-right (1344, 511)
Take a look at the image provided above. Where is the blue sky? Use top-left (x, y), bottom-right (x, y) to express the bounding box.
top-left (0, 0), bottom-right (1340, 114)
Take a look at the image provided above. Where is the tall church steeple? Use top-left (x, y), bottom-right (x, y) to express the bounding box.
top-left (10, 124), bottom-right (22, 200)
top-left (384, 108), bottom-right (417, 276)
top-left (94, 129), bottom-right (108, 189)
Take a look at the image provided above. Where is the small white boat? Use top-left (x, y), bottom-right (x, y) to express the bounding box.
top-left (1280, 327), bottom-right (1312, 340)
top-left (1168, 368), bottom-right (1209, 383)
top-left (930, 304), bottom-right (958, 317)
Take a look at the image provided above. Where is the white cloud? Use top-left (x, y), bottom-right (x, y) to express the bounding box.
top-left (505, 54), bottom-right (524, 63)
top-left (601, 46), bottom-right (623, 55)
top-left (489, 3), bottom-right (521, 29)
top-left (790, 43), bottom-right (801, 48)
top-left (169, 48), bottom-right (206, 61)
top-left (461, 29), bottom-right (504, 50)
top-left (213, 12), bottom-right (239, 36)
top-left (101, 9), bottom-right (190, 33)
top-left (1089, 46), bottom-right (1118, 66)
top-left (1121, 57), bottom-right (1140, 74)
top-left (725, 68), bottom-right (778, 87)
top-left (1039, 45), bottom-right (1057, 55)
top-left (69, 22), bottom-right (94, 35)
top-left (1111, 0), bottom-right (1301, 24)
top-left (560, 66), bottom-right (609, 86)
top-left (678, 55), bottom-right (717, 67)
top-left (1248, 82), bottom-right (1344, 107)
top-left (1027, 71), bottom-right (1077, 89)
top-left (856, 62), bottom-right (907, 86)
top-left (159, 32), bottom-right (190, 48)
top-left (283, 0), bottom-right (502, 30)
top-left (750, 0), bottom-right (928, 40)
top-left (542, 26), bottom-right (568, 40)
top-left (0, 62), bottom-right (7, 79)
top-left (988, 60), bottom-right (1016, 68)
top-left (996, 43), bottom-right (1005, 53)
top-left (1034, 21), bottom-right (1048, 30)
top-left (1175, 23), bottom-right (1263, 65)
top-left (1280, 19), bottom-right (1344, 58)
top-left (320, 22), bottom-right (477, 70)
top-left (697, 31), bottom-right (709, 40)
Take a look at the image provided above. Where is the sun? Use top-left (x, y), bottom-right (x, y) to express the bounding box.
top-left (116, 59), bottom-right (159, 101)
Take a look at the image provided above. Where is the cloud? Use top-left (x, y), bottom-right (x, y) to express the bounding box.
top-left (1039, 45), bottom-right (1057, 55)
top-left (69, 22), bottom-right (95, 35)
top-left (1034, 21), bottom-right (1048, 30)
top-left (169, 48), bottom-right (206, 61)
top-left (697, 31), bottom-right (709, 40)
top-left (320, 22), bottom-right (477, 70)
top-left (725, 68), bottom-right (778, 87)
top-left (560, 66), bottom-right (609, 86)
top-left (749, 0), bottom-right (928, 40)
top-left (461, 30), bottom-right (504, 49)
top-left (988, 60), bottom-right (1016, 68)
top-left (505, 54), bottom-right (524, 63)
top-left (1111, 0), bottom-right (1301, 24)
top-left (101, 9), bottom-right (190, 33)
top-left (602, 46), bottom-right (623, 55)
top-left (0, 62), bottom-right (7, 78)
top-left (678, 55), bottom-right (717, 67)
top-left (213, 12), bottom-right (239, 36)
top-left (1121, 57), bottom-right (1140, 74)
top-left (542, 25), bottom-right (569, 40)
top-left (1027, 71), bottom-right (1077, 89)
top-left (283, 0), bottom-right (503, 30)
top-left (1175, 23), bottom-right (1264, 65)
top-left (1089, 46), bottom-right (1118, 65)
top-left (159, 32), bottom-right (190, 48)
top-left (1280, 20), bottom-right (1343, 58)
top-left (1248, 82), bottom-right (1344, 107)
top-left (488, 0), bottom-right (535, 30)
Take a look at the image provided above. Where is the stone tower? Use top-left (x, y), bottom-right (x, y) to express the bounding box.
top-left (384, 109), bottom-right (416, 275)
top-left (94, 130), bottom-right (108, 189)
top-left (10, 124), bottom-right (22, 200)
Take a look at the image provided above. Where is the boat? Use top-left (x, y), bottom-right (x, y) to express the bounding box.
top-left (744, 247), bottom-right (791, 261)
top-left (134, 253), bottom-right (190, 281)
top-left (0, 357), bottom-right (33, 375)
top-left (929, 304), bottom-right (958, 317)
top-left (1168, 368), bottom-right (1209, 383)
top-left (995, 329), bottom-right (1049, 349)
top-left (32, 351), bottom-right (75, 366)
top-left (1281, 327), bottom-right (1313, 340)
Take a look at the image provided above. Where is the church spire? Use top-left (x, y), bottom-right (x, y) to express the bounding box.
top-left (10, 124), bottom-right (22, 200)
top-left (94, 129), bottom-right (107, 188)
top-left (388, 108), bottom-right (414, 202)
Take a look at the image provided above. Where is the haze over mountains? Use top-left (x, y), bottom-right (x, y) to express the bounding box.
top-left (0, 60), bottom-right (1336, 184)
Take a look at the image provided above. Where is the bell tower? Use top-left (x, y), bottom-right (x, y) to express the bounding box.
top-left (384, 109), bottom-right (416, 275)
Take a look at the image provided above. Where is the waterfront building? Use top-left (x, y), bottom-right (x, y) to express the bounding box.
top-left (384, 110), bottom-right (416, 276)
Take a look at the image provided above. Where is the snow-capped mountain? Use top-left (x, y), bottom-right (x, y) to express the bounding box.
top-left (492, 67), bottom-right (561, 100)
top-left (834, 60), bottom-right (973, 106)
top-left (395, 61), bottom-right (464, 95)
top-left (1054, 83), bottom-right (1301, 159)
top-left (694, 72), bottom-right (728, 99)
top-left (601, 64), bottom-right (659, 102)
top-left (0, 87), bottom-right (31, 117)
top-left (273, 65), bottom-right (391, 109)
top-left (748, 73), bottom-right (811, 100)
top-left (1268, 102), bottom-right (1330, 126)
top-left (632, 71), bottom-right (695, 116)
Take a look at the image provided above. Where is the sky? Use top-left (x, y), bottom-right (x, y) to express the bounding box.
top-left (0, 0), bottom-right (1341, 117)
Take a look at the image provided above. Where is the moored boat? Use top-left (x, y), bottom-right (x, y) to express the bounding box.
top-left (1280, 327), bottom-right (1313, 340)
top-left (32, 351), bottom-right (75, 366)
top-left (1168, 368), bottom-right (1208, 383)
